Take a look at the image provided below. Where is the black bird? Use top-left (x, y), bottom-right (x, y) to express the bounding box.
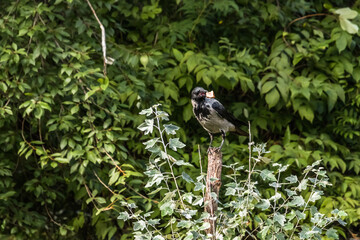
top-left (191, 87), bottom-right (247, 151)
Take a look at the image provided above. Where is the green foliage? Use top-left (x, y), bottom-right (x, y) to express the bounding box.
top-left (1, 0), bottom-right (360, 238)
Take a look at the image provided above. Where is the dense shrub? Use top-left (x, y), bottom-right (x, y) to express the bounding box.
top-left (0, 0), bottom-right (359, 238)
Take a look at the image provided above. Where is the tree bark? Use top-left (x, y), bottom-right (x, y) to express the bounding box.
top-left (204, 147), bottom-right (222, 239)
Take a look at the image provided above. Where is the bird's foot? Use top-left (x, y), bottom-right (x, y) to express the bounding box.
top-left (207, 147), bottom-right (221, 153)
top-left (214, 147), bottom-right (222, 153)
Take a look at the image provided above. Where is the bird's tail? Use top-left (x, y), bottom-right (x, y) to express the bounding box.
top-left (235, 127), bottom-right (248, 136)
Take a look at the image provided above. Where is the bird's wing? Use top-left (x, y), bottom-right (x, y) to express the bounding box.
top-left (211, 100), bottom-right (247, 136)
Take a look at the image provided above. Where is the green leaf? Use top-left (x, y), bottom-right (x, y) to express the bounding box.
top-left (183, 103), bottom-right (193, 122)
top-left (172, 48), bottom-right (183, 62)
top-left (100, 77), bottom-right (109, 90)
top-left (60, 138), bottom-right (67, 149)
top-left (70, 105), bottom-right (79, 114)
top-left (109, 171), bottom-right (120, 186)
top-left (339, 17), bottom-right (359, 34)
top-left (55, 157), bottom-right (70, 164)
top-left (335, 32), bottom-right (347, 53)
top-left (169, 138), bottom-right (185, 151)
top-left (353, 67), bottom-right (360, 82)
top-left (0, 191), bottom-right (16, 200)
top-left (265, 88), bottom-right (280, 109)
top-left (103, 118), bottom-right (112, 129)
top-left (186, 55), bottom-right (197, 72)
top-left (334, 8), bottom-right (358, 19)
top-left (298, 105), bottom-right (314, 122)
top-left (140, 55), bottom-right (149, 68)
top-left (261, 81), bottom-right (276, 94)
top-left (326, 90), bottom-right (337, 112)
top-left (84, 89), bottom-right (97, 100)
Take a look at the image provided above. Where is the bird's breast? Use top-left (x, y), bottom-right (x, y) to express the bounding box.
top-left (191, 100), bottom-right (235, 134)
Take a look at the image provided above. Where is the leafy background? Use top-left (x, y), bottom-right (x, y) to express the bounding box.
top-left (0, 0), bottom-right (359, 239)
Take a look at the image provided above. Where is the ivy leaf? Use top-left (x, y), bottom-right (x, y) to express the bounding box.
top-left (117, 212), bottom-right (129, 221)
top-left (139, 107), bottom-right (153, 116)
top-left (309, 190), bottom-right (322, 202)
top-left (285, 175), bottom-right (298, 183)
top-left (133, 220), bottom-right (146, 231)
top-left (169, 138), bottom-right (185, 151)
top-left (164, 124), bottom-right (179, 135)
top-left (256, 199), bottom-right (270, 210)
top-left (160, 201), bottom-right (175, 217)
top-left (274, 213), bottom-right (286, 226)
top-left (137, 119), bottom-right (154, 135)
top-left (326, 228), bottom-right (339, 239)
top-left (289, 196), bottom-right (305, 207)
top-left (260, 169), bottom-right (277, 182)
top-left (143, 138), bottom-right (159, 149)
top-left (181, 172), bottom-right (194, 183)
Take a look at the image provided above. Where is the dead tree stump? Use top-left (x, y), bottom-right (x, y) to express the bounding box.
top-left (204, 147), bottom-right (222, 239)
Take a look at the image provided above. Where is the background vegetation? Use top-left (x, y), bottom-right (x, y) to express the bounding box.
top-left (0, 0), bottom-right (359, 239)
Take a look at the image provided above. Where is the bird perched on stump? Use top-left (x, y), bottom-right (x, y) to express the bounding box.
top-left (191, 87), bottom-right (247, 152)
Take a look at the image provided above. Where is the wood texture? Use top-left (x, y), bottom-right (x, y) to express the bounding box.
top-left (204, 147), bottom-right (222, 239)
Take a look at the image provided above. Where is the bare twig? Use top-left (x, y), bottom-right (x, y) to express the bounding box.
top-left (85, 0), bottom-right (114, 76)
top-left (45, 203), bottom-right (62, 227)
top-left (198, 144), bottom-right (205, 198)
top-left (282, 13), bottom-right (330, 50)
top-left (93, 170), bottom-right (117, 195)
top-left (125, 183), bottom-right (159, 204)
top-left (84, 183), bottom-right (100, 210)
top-left (103, 149), bottom-right (126, 175)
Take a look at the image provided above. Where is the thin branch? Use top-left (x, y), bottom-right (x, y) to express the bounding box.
top-left (103, 149), bottom-right (126, 175)
top-left (125, 183), bottom-right (159, 204)
top-left (282, 13), bottom-right (330, 50)
top-left (93, 170), bottom-right (117, 195)
top-left (84, 183), bottom-right (100, 210)
top-left (45, 203), bottom-right (62, 227)
top-left (85, 0), bottom-right (114, 76)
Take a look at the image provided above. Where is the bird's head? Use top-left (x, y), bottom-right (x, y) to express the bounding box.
top-left (191, 87), bottom-right (208, 101)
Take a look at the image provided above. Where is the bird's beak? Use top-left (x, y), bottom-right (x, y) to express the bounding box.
top-left (206, 91), bottom-right (215, 98)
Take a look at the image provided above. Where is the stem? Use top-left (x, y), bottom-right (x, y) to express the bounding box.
top-left (246, 121), bottom-right (252, 209)
top-left (289, 173), bottom-right (319, 239)
top-left (154, 107), bottom-right (186, 209)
